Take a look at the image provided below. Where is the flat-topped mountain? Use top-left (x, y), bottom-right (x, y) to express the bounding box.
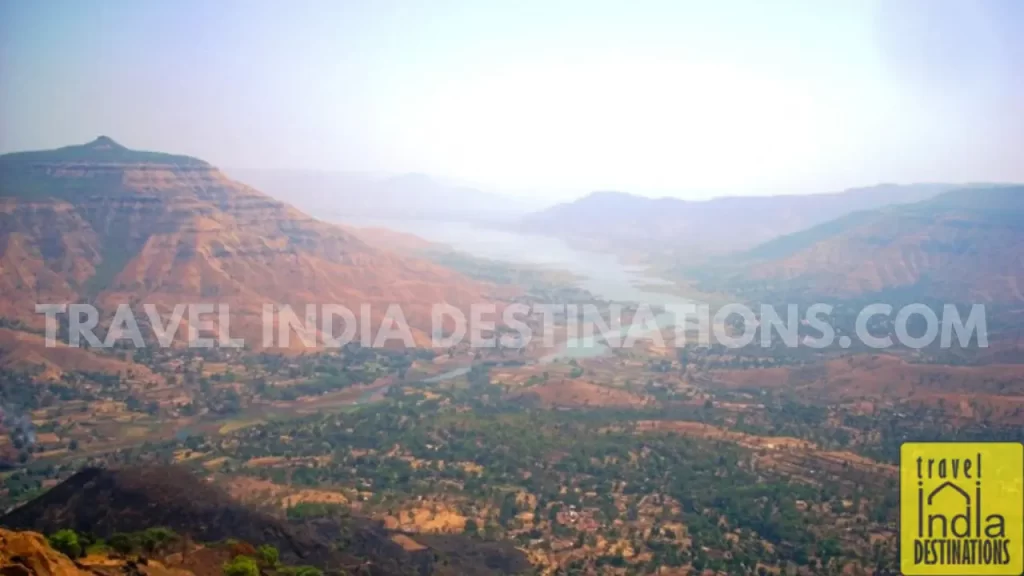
top-left (0, 138), bottom-right (490, 347)
top-left (0, 135), bottom-right (211, 169)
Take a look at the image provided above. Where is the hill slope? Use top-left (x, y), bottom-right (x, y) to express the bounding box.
top-left (690, 186), bottom-right (1024, 303)
top-left (0, 138), bottom-right (490, 348)
top-left (0, 465), bottom-right (529, 575)
top-left (520, 184), bottom-right (961, 255)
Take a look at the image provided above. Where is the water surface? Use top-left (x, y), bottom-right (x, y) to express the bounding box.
top-left (343, 217), bottom-right (690, 306)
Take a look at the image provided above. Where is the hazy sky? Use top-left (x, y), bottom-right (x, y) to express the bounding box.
top-left (2, 0), bottom-right (1022, 199)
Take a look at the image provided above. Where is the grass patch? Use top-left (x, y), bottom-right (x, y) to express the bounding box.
top-left (219, 418), bottom-right (265, 435)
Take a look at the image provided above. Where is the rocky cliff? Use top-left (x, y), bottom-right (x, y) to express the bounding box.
top-left (0, 137), bottom-right (491, 349)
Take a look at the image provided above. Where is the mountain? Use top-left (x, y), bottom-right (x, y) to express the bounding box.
top-left (0, 465), bottom-right (529, 575)
top-left (0, 138), bottom-right (491, 348)
top-left (0, 327), bottom-right (153, 381)
top-left (688, 186), bottom-right (1024, 303)
top-left (519, 184), bottom-right (963, 255)
top-left (227, 169), bottom-right (542, 224)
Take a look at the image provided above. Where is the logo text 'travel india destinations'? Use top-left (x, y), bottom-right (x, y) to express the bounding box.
top-left (901, 442), bottom-right (1024, 576)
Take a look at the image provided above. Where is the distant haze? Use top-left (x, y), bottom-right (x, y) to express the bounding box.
top-left (226, 169), bottom-right (549, 221)
top-left (2, 0), bottom-right (1023, 200)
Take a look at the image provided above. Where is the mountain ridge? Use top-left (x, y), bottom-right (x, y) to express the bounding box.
top-left (519, 183), bottom-right (987, 255)
top-left (0, 138), bottom-right (492, 350)
top-left (0, 465), bottom-right (530, 575)
top-left (687, 186), bottom-right (1024, 304)
top-left (0, 136), bottom-right (210, 169)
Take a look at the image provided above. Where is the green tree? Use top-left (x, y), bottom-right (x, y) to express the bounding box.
top-left (498, 492), bottom-right (520, 527)
top-left (109, 533), bottom-right (140, 555)
top-left (141, 527), bottom-right (177, 552)
top-left (257, 544), bottom-right (280, 567)
top-left (223, 555), bottom-right (259, 576)
top-left (49, 530), bottom-right (82, 558)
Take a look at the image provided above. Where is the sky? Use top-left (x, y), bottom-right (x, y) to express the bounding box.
top-left (1, 0), bottom-right (1022, 200)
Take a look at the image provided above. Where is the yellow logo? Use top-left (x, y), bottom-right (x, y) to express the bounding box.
top-left (901, 442), bottom-right (1023, 575)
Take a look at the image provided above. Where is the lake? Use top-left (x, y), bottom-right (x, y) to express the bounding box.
top-left (341, 216), bottom-right (690, 307)
top-left (341, 217), bottom-right (696, 361)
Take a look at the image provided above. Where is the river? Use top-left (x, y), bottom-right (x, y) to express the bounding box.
top-left (341, 217), bottom-right (695, 360)
top-left (171, 216), bottom-right (694, 438)
top-left (342, 217), bottom-right (689, 306)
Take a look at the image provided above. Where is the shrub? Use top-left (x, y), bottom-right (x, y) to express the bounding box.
top-left (108, 532), bottom-right (140, 555)
top-left (257, 544), bottom-right (279, 567)
top-left (140, 527), bottom-right (178, 552)
top-left (48, 529), bottom-right (82, 559)
top-left (223, 555), bottom-right (259, 576)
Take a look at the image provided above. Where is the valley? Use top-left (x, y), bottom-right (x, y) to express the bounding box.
top-left (0, 139), bottom-right (1021, 576)
top-left (344, 216), bottom-right (692, 306)
top-left (4, 280), bottom-right (1022, 574)
top-left (4, 4), bottom-right (1024, 574)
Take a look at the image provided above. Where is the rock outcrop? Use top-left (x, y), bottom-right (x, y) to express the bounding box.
top-left (0, 528), bottom-right (89, 576)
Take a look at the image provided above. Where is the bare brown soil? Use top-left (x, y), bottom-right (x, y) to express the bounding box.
top-left (707, 353), bottom-right (1024, 424)
top-left (516, 379), bottom-right (651, 409)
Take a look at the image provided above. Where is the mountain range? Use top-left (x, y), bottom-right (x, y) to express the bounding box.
top-left (686, 186), bottom-right (1024, 304)
top-left (3, 136), bottom-right (1022, 348)
top-left (519, 184), bottom-right (965, 255)
top-left (0, 137), bottom-right (490, 348)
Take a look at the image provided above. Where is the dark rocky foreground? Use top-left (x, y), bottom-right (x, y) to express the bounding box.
top-left (0, 465), bottom-right (529, 576)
